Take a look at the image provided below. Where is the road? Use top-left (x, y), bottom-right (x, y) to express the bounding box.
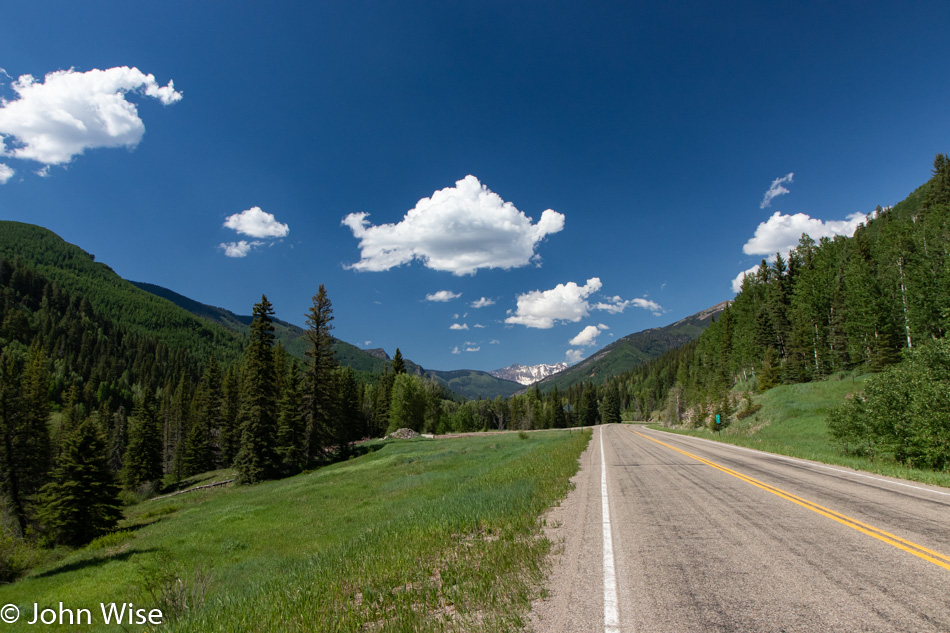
top-left (529, 424), bottom-right (950, 633)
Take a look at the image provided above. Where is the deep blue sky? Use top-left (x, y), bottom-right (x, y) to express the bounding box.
top-left (2, 1), bottom-right (949, 371)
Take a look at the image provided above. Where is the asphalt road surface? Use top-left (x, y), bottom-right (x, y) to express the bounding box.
top-left (529, 424), bottom-right (950, 633)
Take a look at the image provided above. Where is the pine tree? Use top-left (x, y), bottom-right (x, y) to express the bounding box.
top-left (0, 346), bottom-right (53, 536)
top-left (303, 285), bottom-right (338, 464)
top-left (391, 348), bottom-right (406, 375)
top-left (550, 386), bottom-right (567, 429)
top-left (122, 392), bottom-right (164, 490)
top-left (602, 385), bottom-right (621, 425)
top-left (276, 360), bottom-right (306, 474)
top-left (183, 353), bottom-right (223, 477)
top-left (580, 385), bottom-right (599, 427)
top-left (332, 366), bottom-right (362, 456)
top-left (39, 419), bottom-right (122, 546)
top-left (234, 295), bottom-right (281, 484)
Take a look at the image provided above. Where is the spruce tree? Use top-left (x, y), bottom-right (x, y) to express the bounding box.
top-left (39, 419), bottom-right (122, 546)
top-left (602, 385), bottom-right (621, 425)
top-left (303, 285), bottom-right (338, 464)
top-left (234, 295), bottom-right (281, 483)
top-left (391, 348), bottom-right (406, 375)
top-left (183, 353), bottom-right (223, 477)
top-left (122, 392), bottom-right (164, 490)
top-left (276, 360), bottom-right (306, 474)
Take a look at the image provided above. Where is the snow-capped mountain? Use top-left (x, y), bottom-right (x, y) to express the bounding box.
top-left (489, 362), bottom-right (569, 386)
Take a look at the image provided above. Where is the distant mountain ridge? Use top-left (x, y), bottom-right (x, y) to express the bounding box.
top-left (132, 281), bottom-right (522, 400)
top-left (490, 362), bottom-right (569, 385)
top-left (536, 301), bottom-right (729, 392)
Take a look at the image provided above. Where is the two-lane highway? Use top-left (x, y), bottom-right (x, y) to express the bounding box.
top-left (530, 424), bottom-right (950, 632)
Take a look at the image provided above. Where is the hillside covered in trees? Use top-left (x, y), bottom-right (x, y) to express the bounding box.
top-left (608, 155), bottom-right (950, 469)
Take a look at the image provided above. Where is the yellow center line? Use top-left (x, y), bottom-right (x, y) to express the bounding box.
top-left (632, 430), bottom-right (950, 572)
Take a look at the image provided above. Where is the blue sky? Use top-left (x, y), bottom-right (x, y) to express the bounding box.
top-left (2, 1), bottom-right (949, 372)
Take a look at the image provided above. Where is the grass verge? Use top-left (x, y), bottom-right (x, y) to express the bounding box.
top-left (0, 430), bottom-right (590, 632)
top-left (655, 373), bottom-right (950, 488)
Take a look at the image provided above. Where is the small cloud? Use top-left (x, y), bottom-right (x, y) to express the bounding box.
top-left (731, 264), bottom-right (761, 293)
top-left (591, 296), bottom-right (663, 316)
top-left (363, 340), bottom-right (372, 346)
top-left (566, 349), bottom-right (585, 364)
top-left (224, 207), bottom-right (290, 239)
top-left (473, 323), bottom-right (487, 329)
top-left (568, 323), bottom-right (611, 347)
top-left (0, 164), bottom-right (13, 184)
top-left (342, 175), bottom-right (564, 275)
top-left (450, 323), bottom-right (469, 331)
top-left (426, 290), bottom-right (462, 302)
top-left (490, 339), bottom-right (501, 344)
top-left (464, 345), bottom-right (480, 353)
top-left (451, 346), bottom-right (460, 354)
top-left (471, 297), bottom-right (496, 308)
top-left (219, 240), bottom-right (264, 258)
top-left (760, 172), bottom-right (794, 209)
top-left (34, 166), bottom-right (50, 178)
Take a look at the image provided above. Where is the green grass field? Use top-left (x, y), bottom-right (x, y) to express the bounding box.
top-left (656, 373), bottom-right (950, 488)
top-left (0, 430), bottom-right (590, 632)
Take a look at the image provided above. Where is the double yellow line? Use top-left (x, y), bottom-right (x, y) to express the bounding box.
top-left (633, 430), bottom-right (950, 572)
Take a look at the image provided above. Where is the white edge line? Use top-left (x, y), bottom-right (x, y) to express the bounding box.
top-left (602, 426), bottom-right (621, 633)
top-left (645, 427), bottom-right (950, 498)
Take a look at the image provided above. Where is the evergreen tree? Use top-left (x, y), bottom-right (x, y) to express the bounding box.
top-left (580, 385), bottom-right (599, 427)
top-left (276, 360), bottom-right (307, 474)
top-left (391, 348), bottom-right (406, 375)
top-left (602, 385), bottom-right (621, 425)
top-left (122, 392), bottom-right (163, 490)
top-left (219, 364), bottom-right (242, 466)
top-left (303, 285), bottom-right (338, 464)
top-left (330, 367), bottom-right (362, 456)
top-left (550, 386), bottom-right (567, 429)
top-left (0, 346), bottom-right (53, 536)
top-left (183, 353), bottom-right (223, 477)
top-left (39, 419), bottom-right (122, 546)
top-left (234, 295), bottom-right (281, 483)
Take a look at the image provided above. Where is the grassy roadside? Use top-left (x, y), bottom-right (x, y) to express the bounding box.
top-left (651, 374), bottom-right (950, 488)
top-left (0, 429), bottom-right (591, 632)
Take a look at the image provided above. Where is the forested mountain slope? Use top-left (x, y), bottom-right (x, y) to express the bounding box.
top-left (617, 154), bottom-right (950, 470)
top-left (537, 301), bottom-right (728, 393)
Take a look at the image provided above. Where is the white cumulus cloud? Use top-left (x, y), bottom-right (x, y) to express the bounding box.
top-left (470, 296), bottom-right (496, 308)
top-left (426, 290), bottom-right (461, 302)
top-left (342, 175), bottom-right (565, 275)
top-left (0, 66), bottom-right (181, 166)
top-left (732, 210), bottom-right (868, 292)
top-left (219, 240), bottom-right (263, 258)
top-left (506, 278), bottom-right (663, 328)
top-left (760, 172), bottom-right (794, 209)
top-left (592, 296), bottom-right (663, 316)
top-left (223, 206), bottom-right (290, 239)
top-left (569, 324), bottom-right (609, 347)
top-left (0, 163), bottom-right (13, 184)
top-left (566, 349), bottom-right (585, 364)
top-left (743, 211), bottom-right (866, 257)
top-left (450, 323), bottom-right (469, 331)
top-left (506, 278), bottom-right (603, 329)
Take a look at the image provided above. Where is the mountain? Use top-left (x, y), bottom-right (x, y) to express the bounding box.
top-left (490, 363), bottom-right (569, 386)
top-left (0, 221), bottom-right (246, 364)
top-left (537, 301), bottom-right (729, 392)
top-left (131, 281), bottom-right (521, 399)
